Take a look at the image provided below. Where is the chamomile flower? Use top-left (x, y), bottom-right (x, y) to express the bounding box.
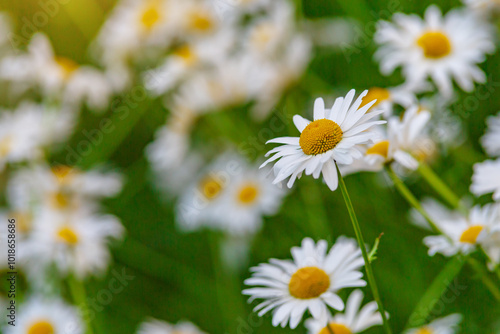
top-left (405, 314), bottom-right (462, 334)
top-left (358, 85), bottom-right (420, 118)
top-left (4, 296), bottom-right (83, 334)
top-left (481, 112), bottom-right (500, 157)
top-left (305, 290), bottom-right (383, 334)
top-left (137, 319), bottom-right (207, 334)
top-left (375, 6), bottom-right (495, 98)
top-left (463, 0), bottom-right (500, 16)
top-left (261, 90), bottom-right (385, 191)
top-left (243, 237), bottom-right (366, 329)
top-left (418, 201), bottom-right (500, 257)
top-left (21, 207), bottom-right (124, 278)
top-left (471, 159), bottom-right (500, 201)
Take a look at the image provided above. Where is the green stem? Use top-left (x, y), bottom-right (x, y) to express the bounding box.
top-left (467, 257), bottom-right (500, 301)
top-left (385, 166), bottom-right (444, 235)
top-left (417, 163), bottom-right (461, 210)
top-left (336, 164), bottom-right (392, 334)
top-left (67, 275), bottom-right (95, 334)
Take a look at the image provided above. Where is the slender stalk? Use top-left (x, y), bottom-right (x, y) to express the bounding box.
top-left (467, 257), bottom-right (500, 301)
top-left (417, 163), bottom-right (461, 210)
top-left (67, 275), bottom-right (95, 334)
top-left (336, 164), bottom-right (392, 334)
top-left (385, 166), bottom-right (444, 235)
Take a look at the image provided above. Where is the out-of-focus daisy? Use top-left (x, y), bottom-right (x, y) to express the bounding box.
top-left (243, 237), bottom-right (366, 329)
top-left (0, 103), bottom-right (74, 171)
top-left (3, 296), bottom-right (83, 334)
top-left (471, 159), bottom-right (500, 201)
top-left (359, 85), bottom-right (420, 118)
top-left (463, 0), bottom-right (500, 16)
top-left (481, 112), bottom-right (500, 157)
top-left (375, 6), bottom-right (495, 98)
top-left (416, 201), bottom-right (500, 257)
top-left (261, 90), bottom-right (385, 191)
top-left (21, 207), bottom-right (124, 278)
top-left (137, 319), bottom-right (207, 334)
top-left (305, 289), bottom-right (383, 334)
top-left (405, 314), bottom-right (462, 334)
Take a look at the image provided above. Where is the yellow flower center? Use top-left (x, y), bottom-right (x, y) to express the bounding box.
top-left (251, 23), bottom-right (274, 50)
top-left (366, 140), bottom-right (389, 158)
top-left (140, 1), bottom-right (162, 30)
top-left (55, 56), bottom-right (78, 79)
top-left (57, 226), bottom-right (79, 245)
top-left (237, 183), bottom-right (259, 205)
top-left (459, 225), bottom-right (484, 244)
top-left (189, 11), bottom-right (214, 32)
top-left (173, 45), bottom-right (197, 65)
top-left (199, 176), bottom-right (224, 200)
top-left (299, 119), bottom-right (343, 155)
top-left (417, 31), bottom-right (451, 59)
top-left (415, 327), bottom-right (433, 334)
top-left (10, 211), bottom-right (32, 234)
top-left (0, 136), bottom-right (12, 157)
top-left (319, 323), bottom-right (352, 334)
top-left (28, 320), bottom-right (55, 334)
top-left (51, 165), bottom-right (74, 184)
top-left (50, 190), bottom-right (72, 209)
top-left (288, 266), bottom-right (330, 299)
top-left (360, 87), bottom-right (391, 108)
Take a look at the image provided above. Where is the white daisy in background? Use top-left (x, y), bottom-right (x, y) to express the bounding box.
top-left (405, 314), bottom-right (462, 334)
top-left (463, 0), bottom-right (500, 16)
top-left (374, 5), bottom-right (495, 98)
top-left (243, 237), bottom-right (366, 329)
top-left (3, 296), bottom-right (83, 334)
top-left (358, 85), bottom-right (420, 118)
top-left (261, 90), bottom-right (385, 191)
top-left (305, 289), bottom-right (383, 334)
top-left (481, 112), bottom-right (500, 157)
top-left (137, 319), bottom-right (207, 334)
top-left (0, 33), bottom-right (113, 110)
top-left (414, 201), bottom-right (500, 257)
top-left (20, 207), bottom-right (124, 278)
top-left (471, 159), bottom-right (500, 201)
top-left (0, 103), bottom-right (75, 171)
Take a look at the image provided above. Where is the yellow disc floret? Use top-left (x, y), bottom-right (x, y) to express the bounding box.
top-left (140, 1), bottom-right (162, 30)
top-left (237, 183), bottom-right (259, 205)
top-left (199, 176), bottom-right (224, 200)
top-left (360, 87), bottom-right (391, 108)
top-left (459, 225), bottom-right (484, 244)
top-left (28, 321), bottom-right (55, 334)
top-left (319, 323), bottom-right (352, 334)
top-left (415, 327), bottom-right (433, 334)
top-left (299, 119), bottom-right (343, 155)
top-left (417, 31), bottom-right (451, 59)
top-left (366, 140), bottom-right (390, 158)
top-left (189, 11), bottom-right (214, 32)
top-left (57, 226), bottom-right (79, 245)
top-left (288, 266), bottom-right (330, 299)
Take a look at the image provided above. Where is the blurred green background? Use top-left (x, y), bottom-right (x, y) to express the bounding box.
top-left (1, 0), bottom-right (500, 333)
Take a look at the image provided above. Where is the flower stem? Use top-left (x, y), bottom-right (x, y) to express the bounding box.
top-left (417, 163), bottom-right (461, 210)
top-left (67, 275), bottom-right (95, 334)
top-left (336, 164), bottom-right (392, 334)
top-left (467, 257), bottom-right (500, 301)
top-left (385, 165), bottom-right (444, 235)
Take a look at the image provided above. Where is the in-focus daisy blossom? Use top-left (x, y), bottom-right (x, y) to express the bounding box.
top-left (481, 112), bottom-right (500, 157)
top-left (471, 159), bottom-right (500, 201)
top-left (261, 89), bottom-right (385, 191)
top-left (375, 5), bottom-right (495, 98)
top-left (243, 237), bottom-right (366, 329)
top-left (305, 289), bottom-right (383, 334)
top-left (137, 319), bottom-right (207, 334)
top-left (405, 314), bottom-right (462, 334)
top-left (3, 297), bottom-right (83, 334)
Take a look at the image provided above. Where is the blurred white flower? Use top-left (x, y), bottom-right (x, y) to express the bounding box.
top-left (243, 237), bottom-right (366, 329)
top-left (261, 90), bottom-right (385, 191)
top-left (481, 112), bottom-right (500, 157)
top-left (375, 6), bottom-right (495, 98)
top-left (305, 289), bottom-right (383, 334)
top-left (471, 158), bottom-right (500, 201)
top-left (137, 319), bottom-right (207, 334)
top-left (358, 85), bottom-right (421, 118)
top-left (3, 296), bottom-right (83, 334)
top-left (463, 0), bottom-right (500, 16)
top-left (405, 314), bottom-right (462, 334)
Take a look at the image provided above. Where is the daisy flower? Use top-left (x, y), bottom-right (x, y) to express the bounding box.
top-left (137, 319), bottom-right (207, 334)
top-left (374, 6), bottom-right (495, 98)
top-left (305, 290), bottom-right (383, 334)
top-left (405, 314), bottom-right (462, 334)
top-left (243, 237), bottom-right (366, 329)
top-left (463, 0), bottom-right (500, 16)
top-left (358, 85), bottom-right (420, 118)
top-left (470, 159), bottom-right (500, 201)
top-left (481, 112), bottom-right (500, 157)
top-left (261, 89), bottom-right (385, 191)
top-left (417, 201), bottom-right (500, 257)
top-left (3, 296), bottom-right (83, 334)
